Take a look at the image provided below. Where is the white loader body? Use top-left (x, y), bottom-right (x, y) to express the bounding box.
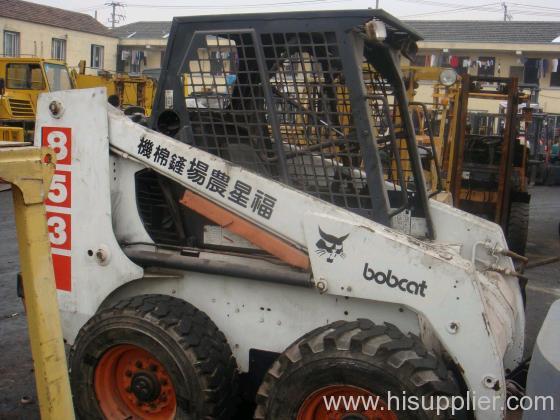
top-left (35, 88), bottom-right (524, 419)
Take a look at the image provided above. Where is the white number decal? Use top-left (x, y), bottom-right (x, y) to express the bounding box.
top-left (48, 216), bottom-right (67, 246)
top-left (47, 173), bottom-right (67, 204)
top-left (46, 131), bottom-right (68, 162)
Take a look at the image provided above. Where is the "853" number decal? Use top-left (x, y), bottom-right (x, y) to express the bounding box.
top-left (42, 127), bottom-right (72, 291)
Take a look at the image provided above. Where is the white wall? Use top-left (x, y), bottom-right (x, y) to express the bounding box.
top-left (0, 17), bottom-right (118, 74)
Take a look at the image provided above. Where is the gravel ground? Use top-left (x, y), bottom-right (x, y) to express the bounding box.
top-left (0, 186), bottom-right (558, 418)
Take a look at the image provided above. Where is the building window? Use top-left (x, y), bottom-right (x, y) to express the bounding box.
top-left (4, 31), bottom-right (20, 56)
top-left (91, 44), bottom-right (104, 69)
top-left (51, 38), bottom-right (66, 61)
top-left (477, 56), bottom-right (495, 77)
top-left (411, 54), bottom-right (429, 67)
top-left (455, 56), bottom-right (471, 75)
top-left (523, 58), bottom-right (540, 85)
top-left (551, 64), bottom-right (560, 87)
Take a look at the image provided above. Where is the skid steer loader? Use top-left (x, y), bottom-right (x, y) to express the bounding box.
top-left (34, 10), bottom-right (525, 419)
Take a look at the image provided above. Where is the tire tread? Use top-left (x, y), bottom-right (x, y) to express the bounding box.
top-left (255, 320), bottom-right (461, 419)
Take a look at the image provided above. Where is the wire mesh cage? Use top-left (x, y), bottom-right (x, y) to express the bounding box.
top-left (180, 29), bottom-right (417, 221)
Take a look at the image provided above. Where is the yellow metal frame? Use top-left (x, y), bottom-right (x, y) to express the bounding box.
top-left (0, 126), bottom-right (24, 142)
top-left (0, 146), bottom-right (75, 419)
top-left (402, 66), bottom-right (462, 197)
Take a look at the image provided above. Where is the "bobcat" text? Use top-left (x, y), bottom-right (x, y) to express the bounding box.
top-left (363, 263), bottom-right (428, 297)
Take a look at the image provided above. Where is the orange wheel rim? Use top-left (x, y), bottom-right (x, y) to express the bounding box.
top-left (297, 385), bottom-right (397, 420)
top-left (94, 344), bottom-right (177, 419)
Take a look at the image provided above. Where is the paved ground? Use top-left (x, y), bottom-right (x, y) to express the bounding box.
top-left (0, 190), bottom-right (38, 419)
top-left (523, 186), bottom-right (560, 357)
top-left (0, 186), bottom-right (558, 418)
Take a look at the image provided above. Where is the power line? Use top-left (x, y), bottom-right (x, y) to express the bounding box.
top-left (397, 0), bottom-right (476, 7)
top-left (502, 1), bottom-right (560, 20)
top-left (508, 9), bottom-right (560, 18)
top-left (508, 2), bottom-right (560, 12)
top-left (125, 0), bottom-right (354, 8)
top-left (400, 2), bottom-right (502, 18)
top-left (73, 4), bottom-right (107, 12)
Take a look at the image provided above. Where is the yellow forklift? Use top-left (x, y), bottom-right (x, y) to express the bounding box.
top-left (402, 66), bottom-right (461, 201)
top-left (404, 69), bottom-right (530, 255)
top-left (451, 75), bottom-right (530, 256)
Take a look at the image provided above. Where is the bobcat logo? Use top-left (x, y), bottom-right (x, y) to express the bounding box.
top-left (315, 227), bottom-right (349, 263)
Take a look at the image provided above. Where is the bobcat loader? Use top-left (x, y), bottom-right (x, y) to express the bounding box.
top-left (35, 10), bottom-right (525, 419)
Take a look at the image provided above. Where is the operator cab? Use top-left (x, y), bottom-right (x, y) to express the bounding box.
top-left (140, 10), bottom-right (434, 251)
top-left (0, 58), bottom-right (75, 140)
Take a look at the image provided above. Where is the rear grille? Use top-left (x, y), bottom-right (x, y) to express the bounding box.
top-left (9, 98), bottom-right (34, 118)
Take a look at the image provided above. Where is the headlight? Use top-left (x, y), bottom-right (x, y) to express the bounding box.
top-left (439, 68), bottom-right (458, 86)
top-left (365, 20), bottom-right (387, 42)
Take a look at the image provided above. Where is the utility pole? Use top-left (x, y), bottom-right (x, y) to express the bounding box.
top-left (501, 2), bottom-right (512, 22)
top-left (106, 1), bottom-right (125, 28)
top-left (376, 0), bottom-right (380, 8)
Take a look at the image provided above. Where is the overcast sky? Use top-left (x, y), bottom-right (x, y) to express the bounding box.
top-left (31, 0), bottom-right (560, 27)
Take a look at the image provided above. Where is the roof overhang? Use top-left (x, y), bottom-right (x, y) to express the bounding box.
top-left (118, 38), bottom-right (168, 47)
top-left (417, 40), bottom-right (560, 53)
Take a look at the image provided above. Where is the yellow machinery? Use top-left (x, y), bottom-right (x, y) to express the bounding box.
top-left (73, 60), bottom-right (156, 116)
top-left (0, 144), bottom-right (75, 419)
top-left (0, 57), bottom-right (156, 142)
top-left (404, 67), bottom-right (531, 254)
top-left (402, 66), bottom-right (461, 198)
top-left (451, 75), bottom-right (530, 255)
top-left (0, 57), bottom-right (73, 141)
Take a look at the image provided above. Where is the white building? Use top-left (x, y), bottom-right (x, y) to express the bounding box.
top-left (0, 0), bottom-right (118, 74)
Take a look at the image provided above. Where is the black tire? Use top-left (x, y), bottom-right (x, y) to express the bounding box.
top-left (255, 319), bottom-right (465, 420)
top-left (507, 201), bottom-right (530, 256)
top-left (69, 294), bottom-right (238, 419)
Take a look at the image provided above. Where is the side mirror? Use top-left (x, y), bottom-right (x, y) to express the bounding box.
top-left (0, 78), bottom-right (5, 96)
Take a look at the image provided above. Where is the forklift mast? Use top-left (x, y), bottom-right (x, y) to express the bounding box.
top-left (450, 75), bottom-right (522, 229)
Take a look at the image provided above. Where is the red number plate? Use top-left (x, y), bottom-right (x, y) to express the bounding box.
top-left (42, 127), bottom-right (72, 291)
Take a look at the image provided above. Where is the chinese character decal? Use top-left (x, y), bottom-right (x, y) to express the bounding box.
top-left (169, 154), bottom-right (187, 175)
top-left (228, 180), bottom-right (252, 208)
top-left (137, 136), bottom-right (154, 159)
top-left (153, 145), bottom-right (170, 166)
top-left (206, 169), bottom-right (230, 197)
top-left (251, 190), bottom-right (277, 219)
top-left (187, 158), bottom-right (209, 185)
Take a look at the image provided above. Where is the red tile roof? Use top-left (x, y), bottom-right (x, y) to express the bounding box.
top-left (0, 0), bottom-right (116, 38)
